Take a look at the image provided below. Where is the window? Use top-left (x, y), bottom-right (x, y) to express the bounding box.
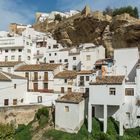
top-left (13, 99), bottom-right (17, 105)
top-left (64, 59), bottom-right (68, 62)
top-left (137, 116), bottom-right (140, 119)
top-left (109, 88), bottom-right (116, 95)
top-left (4, 99), bottom-right (9, 106)
top-left (64, 79), bottom-right (67, 83)
top-left (48, 46), bottom-right (51, 49)
top-left (26, 42), bottom-right (29, 45)
top-left (11, 49), bottom-right (15, 52)
top-left (73, 57), bottom-right (76, 60)
top-left (5, 50), bottom-right (8, 53)
top-left (53, 44), bottom-right (58, 48)
top-left (50, 60), bottom-right (54, 63)
top-left (44, 83), bottom-right (48, 89)
top-left (11, 55), bottom-right (15, 60)
top-left (18, 49), bottom-right (22, 52)
top-left (0, 50), bottom-right (2, 54)
top-left (49, 53), bottom-right (51, 56)
top-left (73, 65), bottom-right (77, 70)
top-left (8, 68), bottom-right (11, 73)
top-left (64, 106), bottom-right (69, 112)
top-left (125, 88), bottom-right (134, 96)
top-left (60, 59), bottom-right (62, 63)
top-left (25, 72), bottom-right (29, 79)
top-left (5, 56), bottom-right (8, 61)
top-left (86, 55), bottom-right (91, 61)
top-left (30, 43), bottom-right (32, 46)
top-left (27, 49), bottom-right (31, 53)
top-left (86, 76), bottom-right (89, 81)
top-left (38, 96), bottom-right (42, 103)
top-left (18, 55), bottom-right (21, 61)
top-left (55, 53), bottom-right (57, 56)
top-left (14, 84), bottom-right (17, 89)
top-left (27, 56), bottom-right (30, 60)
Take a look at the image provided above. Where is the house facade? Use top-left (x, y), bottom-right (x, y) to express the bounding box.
top-left (55, 93), bottom-right (86, 133)
top-left (0, 71), bottom-right (27, 106)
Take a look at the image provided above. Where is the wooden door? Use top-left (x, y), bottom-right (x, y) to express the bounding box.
top-left (80, 76), bottom-right (84, 86)
top-left (34, 83), bottom-right (38, 92)
top-left (61, 87), bottom-right (64, 93)
top-left (13, 99), bottom-right (17, 105)
top-left (34, 72), bottom-right (38, 81)
top-left (68, 87), bottom-right (72, 93)
top-left (44, 72), bottom-right (48, 81)
top-left (4, 99), bottom-right (9, 106)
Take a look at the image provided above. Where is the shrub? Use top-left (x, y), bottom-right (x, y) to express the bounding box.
top-left (36, 107), bottom-right (49, 120)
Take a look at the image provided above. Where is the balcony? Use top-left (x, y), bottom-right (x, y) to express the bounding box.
top-left (78, 81), bottom-right (85, 86)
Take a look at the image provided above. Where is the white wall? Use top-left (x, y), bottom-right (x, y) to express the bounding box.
top-left (89, 84), bottom-right (125, 105)
top-left (0, 79), bottom-right (27, 106)
top-left (55, 100), bottom-right (85, 133)
top-left (114, 48), bottom-right (139, 81)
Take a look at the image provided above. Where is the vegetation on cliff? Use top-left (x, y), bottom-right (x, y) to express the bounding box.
top-left (104, 6), bottom-right (139, 18)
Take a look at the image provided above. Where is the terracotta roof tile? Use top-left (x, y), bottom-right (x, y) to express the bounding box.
top-left (78, 70), bottom-right (96, 75)
top-left (90, 76), bottom-right (125, 85)
top-left (0, 73), bottom-right (11, 81)
top-left (54, 70), bottom-right (77, 79)
top-left (0, 61), bottom-right (23, 67)
top-left (56, 93), bottom-right (85, 103)
top-left (2, 72), bottom-right (26, 79)
top-left (15, 63), bottom-right (61, 71)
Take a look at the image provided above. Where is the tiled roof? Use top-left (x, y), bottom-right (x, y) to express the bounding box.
top-left (0, 73), bottom-right (11, 81)
top-left (15, 63), bottom-right (61, 71)
top-left (56, 93), bottom-right (85, 104)
top-left (90, 76), bottom-right (125, 85)
top-left (78, 70), bottom-right (96, 75)
top-left (2, 72), bottom-right (26, 79)
top-left (54, 70), bottom-right (77, 79)
top-left (0, 61), bottom-right (23, 67)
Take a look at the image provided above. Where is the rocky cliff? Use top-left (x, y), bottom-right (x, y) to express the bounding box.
top-left (34, 7), bottom-right (140, 57)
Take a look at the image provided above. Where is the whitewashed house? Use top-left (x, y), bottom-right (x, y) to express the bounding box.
top-left (75, 70), bottom-right (96, 93)
top-left (88, 75), bottom-right (125, 136)
top-left (0, 61), bottom-right (25, 73)
top-left (0, 71), bottom-right (27, 106)
top-left (0, 36), bottom-right (24, 62)
top-left (55, 93), bottom-right (86, 133)
top-left (54, 70), bottom-right (77, 94)
top-left (14, 63), bottom-right (63, 106)
top-left (114, 47), bottom-right (139, 81)
top-left (80, 44), bottom-right (105, 70)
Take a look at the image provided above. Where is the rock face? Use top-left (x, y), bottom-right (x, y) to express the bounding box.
top-left (51, 12), bottom-right (140, 56)
top-left (34, 8), bottom-right (140, 57)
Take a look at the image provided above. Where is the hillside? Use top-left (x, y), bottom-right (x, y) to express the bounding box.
top-left (34, 7), bottom-right (140, 57)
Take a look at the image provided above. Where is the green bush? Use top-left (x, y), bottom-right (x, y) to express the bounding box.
top-left (36, 107), bottom-right (49, 120)
top-left (107, 117), bottom-right (119, 135)
top-left (15, 124), bottom-right (32, 140)
top-left (0, 124), bottom-right (15, 140)
top-left (35, 107), bottom-right (49, 127)
top-left (92, 117), bottom-right (102, 135)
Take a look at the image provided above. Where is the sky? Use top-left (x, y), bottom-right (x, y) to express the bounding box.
top-left (0, 0), bottom-right (140, 30)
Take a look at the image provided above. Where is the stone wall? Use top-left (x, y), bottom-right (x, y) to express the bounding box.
top-left (0, 105), bottom-right (43, 127)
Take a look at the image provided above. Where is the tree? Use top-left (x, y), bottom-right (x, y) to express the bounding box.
top-left (54, 14), bottom-right (62, 22)
top-left (103, 6), bottom-right (113, 16)
top-left (103, 6), bottom-right (139, 19)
